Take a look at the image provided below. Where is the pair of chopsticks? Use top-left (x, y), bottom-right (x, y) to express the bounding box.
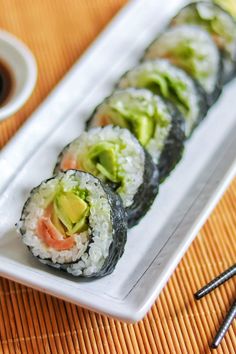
top-left (194, 264), bottom-right (236, 349)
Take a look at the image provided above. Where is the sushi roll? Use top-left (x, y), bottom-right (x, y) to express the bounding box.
top-left (87, 89), bottom-right (185, 182)
top-left (118, 59), bottom-right (208, 138)
top-left (18, 170), bottom-right (127, 277)
top-left (171, 1), bottom-right (236, 83)
top-left (54, 126), bottom-right (159, 227)
top-left (143, 24), bottom-right (223, 105)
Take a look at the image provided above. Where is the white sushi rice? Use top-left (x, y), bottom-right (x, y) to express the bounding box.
top-left (119, 60), bottom-right (200, 137)
top-left (19, 170), bottom-right (113, 276)
top-left (144, 25), bottom-right (220, 95)
top-left (91, 89), bottom-right (172, 165)
top-left (60, 126), bottom-right (145, 207)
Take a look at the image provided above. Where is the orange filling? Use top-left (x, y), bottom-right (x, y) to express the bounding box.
top-left (60, 153), bottom-right (82, 171)
top-left (60, 153), bottom-right (77, 171)
top-left (36, 205), bottom-right (75, 251)
top-left (99, 115), bottom-right (110, 126)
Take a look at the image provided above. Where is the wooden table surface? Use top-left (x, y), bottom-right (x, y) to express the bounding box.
top-left (0, 1), bottom-right (235, 353)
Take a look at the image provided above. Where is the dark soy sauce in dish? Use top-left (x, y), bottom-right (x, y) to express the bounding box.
top-left (0, 59), bottom-right (13, 107)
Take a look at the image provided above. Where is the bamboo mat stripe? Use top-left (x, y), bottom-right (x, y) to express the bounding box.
top-left (0, 1), bottom-right (236, 353)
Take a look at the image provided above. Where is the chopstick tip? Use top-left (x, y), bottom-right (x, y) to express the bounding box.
top-left (210, 342), bottom-right (218, 349)
top-left (194, 292), bottom-right (201, 300)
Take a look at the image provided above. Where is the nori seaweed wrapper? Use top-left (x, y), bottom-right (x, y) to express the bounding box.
top-left (208, 57), bottom-right (223, 105)
top-left (19, 171), bottom-right (127, 278)
top-left (126, 149), bottom-right (159, 227)
top-left (158, 103), bottom-right (185, 182)
top-left (186, 78), bottom-right (209, 133)
top-left (95, 182), bottom-right (127, 276)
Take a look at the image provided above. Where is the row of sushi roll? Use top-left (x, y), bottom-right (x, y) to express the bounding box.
top-left (18, 1), bottom-right (236, 278)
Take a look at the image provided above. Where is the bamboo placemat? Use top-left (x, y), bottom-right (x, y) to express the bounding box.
top-left (0, 1), bottom-right (235, 353)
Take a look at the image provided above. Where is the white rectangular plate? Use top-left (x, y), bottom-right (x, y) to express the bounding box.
top-left (0, 0), bottom-right (236, 322)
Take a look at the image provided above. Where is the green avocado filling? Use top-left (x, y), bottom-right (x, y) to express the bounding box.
top-left (106, 95), bottom-right (170, 149)
top-left (49, 187), bottom-right (90, 236)
top-left (79, 141), bottom-right (121, 184)
top-left (106, 114), bottom-right (130, 129)
top-left (129, 70), bottom-right (190, 117)
top-left (108, 106), bottom-right (154, 146)
top-left (107, 102), bottom-right (154, 146)
top-left (172, 3), bottom-right (236, 52)
top-left (159, 35), bottom-right (216, 93)
top-left (167, 41), bottom-right (208, 84)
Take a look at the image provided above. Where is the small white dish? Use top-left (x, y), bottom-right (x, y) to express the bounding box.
top-left (0, 30), bottom-right (37, 121)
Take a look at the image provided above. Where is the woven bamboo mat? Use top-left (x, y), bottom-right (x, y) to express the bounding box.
top-left (0, 1), bottom-right (235, 353)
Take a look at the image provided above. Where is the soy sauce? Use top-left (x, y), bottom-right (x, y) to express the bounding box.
top-left (0, 59), bottom-right (13, 107)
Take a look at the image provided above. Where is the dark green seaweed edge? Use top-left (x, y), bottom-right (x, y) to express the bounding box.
top-left (126, 149), bottom-right (159, 227)
top-left (19, 170), bottom-right (127, 278)
top-left (171, 1), bottom-right (236, 84)
top-left (186, 77), bottom-right (209, 134)
top-left (158, 102), bottom-right (185, 182)
top-left (142, 24), bottom-right (224, 107)
top-left (53, 142), bottom-right (71, 175)
top-left (221, 51), bottom-right (236, 84)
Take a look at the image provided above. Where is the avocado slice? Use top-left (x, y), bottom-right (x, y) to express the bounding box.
top-left (110, 113), bottom-right (130, 128)
top-left (56, 192), bottom-right (88, 224)
top-left (96, 162), bottom-right (117, 182)
top-left (67, 209), bottom-right (89, 235)
top-left (131, 115), bottom-right (154, 146)
top-left (51, 206), bottom-right (66, 235)
top-left (145, 73), bottom-right (169, 98)
top-left (111, 104), bottom-right (154, 146)
top-left (88, 142), bottom-right (115, 159)
top-left (98, 149), bottom-right (117, 176)
top-left (87, 142), bottom-right (118, 182)
top-left (54, 200), bottom-right (73, 231)
top-left (81, 159), bottom-right (95, 174)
